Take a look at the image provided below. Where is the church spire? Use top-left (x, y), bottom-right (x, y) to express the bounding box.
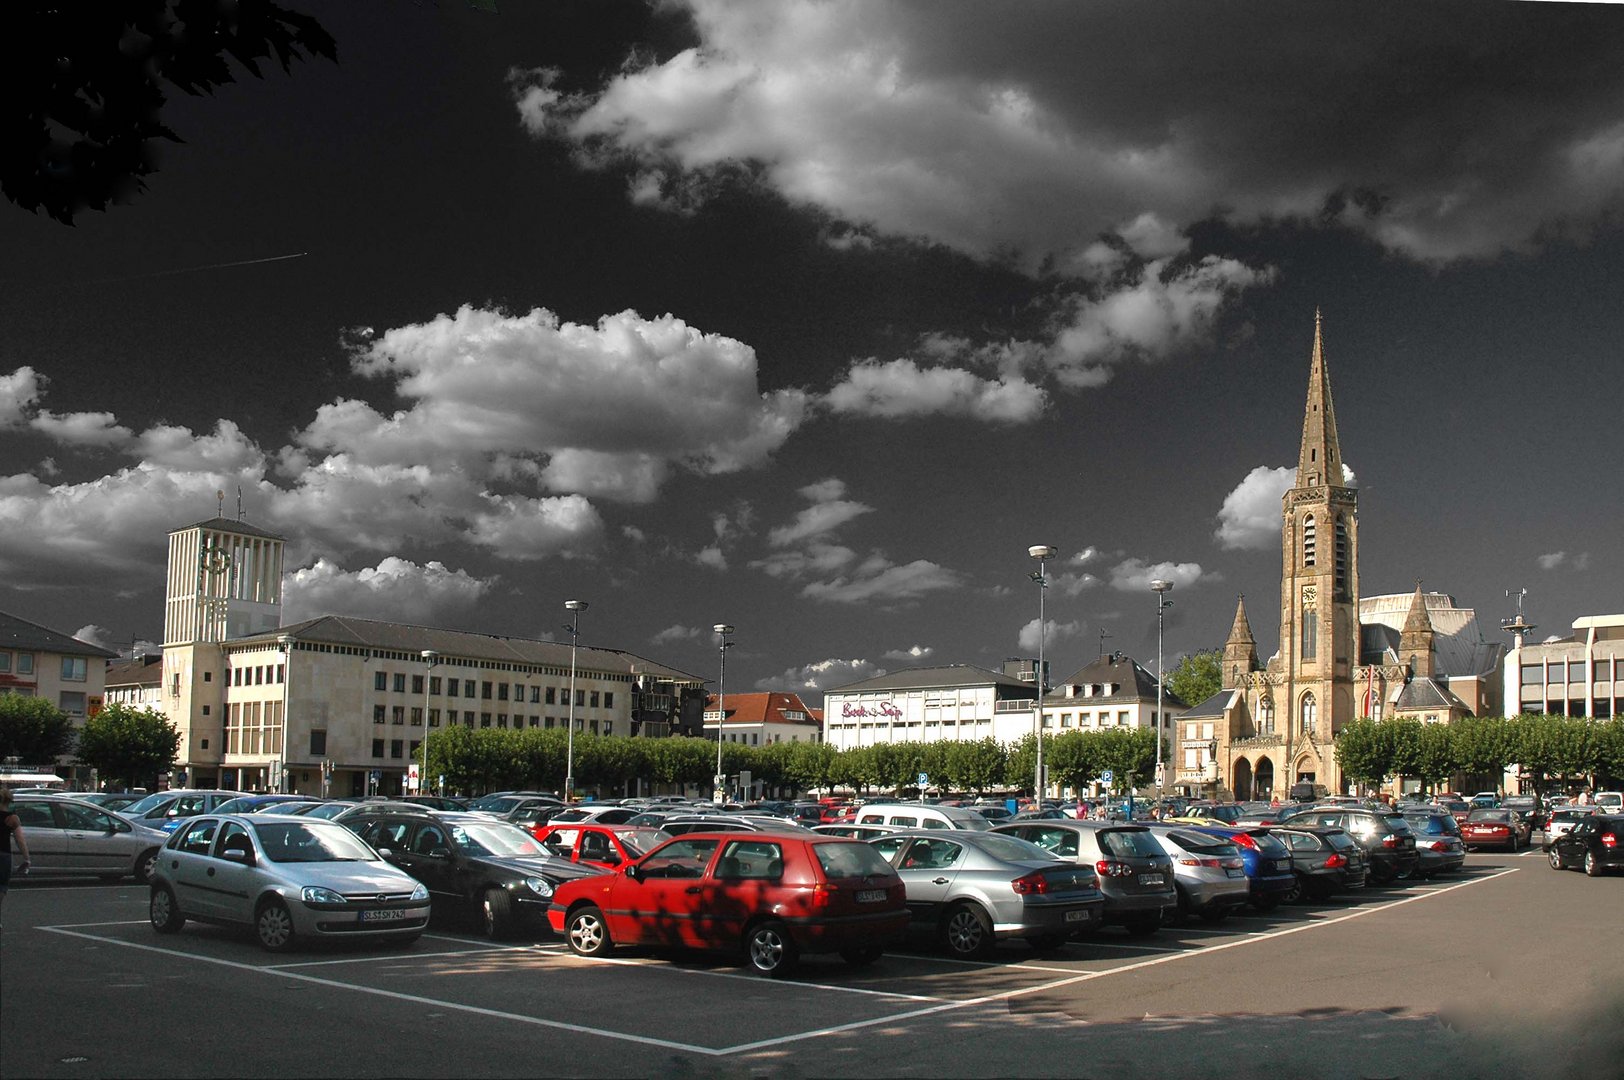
top-left (1400, 580), bottom-right (1436, 678)
top-left (1223, 594), bottom-right (1259, 688)
top-left (1296, 308), bottom-right (1344, 490)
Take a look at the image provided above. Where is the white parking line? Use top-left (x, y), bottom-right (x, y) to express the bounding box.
top-left (268, 949), bottom-right (505, 969)
top-left (715, 866), bottom-right (1522, 1055)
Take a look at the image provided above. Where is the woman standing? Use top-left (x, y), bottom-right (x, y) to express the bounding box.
top-left (1, 789), bottom-right (33, 931)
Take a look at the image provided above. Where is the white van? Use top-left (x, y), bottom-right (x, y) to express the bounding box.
top-left (855, 803), bottom-right (990, 831)
top-left (1594, 791), bottom-right (1622, 812)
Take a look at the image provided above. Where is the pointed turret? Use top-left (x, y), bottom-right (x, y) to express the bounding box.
top-left (1400, 581), bottom-right (1435, 679)
top-left (1222, 595), bottom-right (1260, 688)
top-left (1295, 309), bottom-right (1344, 490)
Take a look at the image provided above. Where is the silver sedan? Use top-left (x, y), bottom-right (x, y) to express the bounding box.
top-left (150, 814), bottom-right (430, 951)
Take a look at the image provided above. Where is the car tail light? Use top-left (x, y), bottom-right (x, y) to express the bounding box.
top-left (1428, 840), bottom-right (1451, 852)
top-left (1603, 832), bottom-right (1618, 849)
top-left (810, 883), bottom-right (835, 908)
top-left (1232, 833), bottom-right (1259, 850)
top-left (1177, 856), bottom-right (1236, 869)
top-left (1323, 853), bottom-right (1348, 869)
top-left (1094, 859), bottom-right (1135, 878)
top-left (1012, 871), bottom-right (1050, 894)
top-left (1381, 834), bottom-right (1399, 848)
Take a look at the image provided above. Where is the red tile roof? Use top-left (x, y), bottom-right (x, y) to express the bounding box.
top-left (706, 691), bottom-right (820, 726)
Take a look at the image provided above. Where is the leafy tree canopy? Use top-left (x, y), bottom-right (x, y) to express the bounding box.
top-left (75, 703), bottom-right (181, 790)
top-left (1165, 649), bottom-right (1222, 709)
top-left (0, 693), bottom-right (77, 764)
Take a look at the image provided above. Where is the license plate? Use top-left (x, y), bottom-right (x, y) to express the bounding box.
top-left (1064, 909), bottom-right (1090, 922)
top-left (1138, 873), bottom-right (1163, 885)
top-left (1275, 860), bottom-right (1291, 871)
top-left (360, 908), bottom-right (408, 923)
top-left (855, 889), bottom-right (886, 903)
top-left (1225, 868), bottom-right (1245, 878)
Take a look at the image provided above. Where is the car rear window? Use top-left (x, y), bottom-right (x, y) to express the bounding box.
top-left (1405, 814), bottom-right (1459, 836)
top-left (1099, 828), bottom-right (1163, 858)
top-left (972, 833), bottom-right (1055, 862)
top-left (1466, 810), bottom-right (1510, 823)
top-left (1325, 831), bottom-right (1358, 852)
top-left (1167, 831), bottom-right (1239, 855)
top-left (815, 841), bottom-right (895, 880)
top-left (1250, 832), bottom-right (1290, 856)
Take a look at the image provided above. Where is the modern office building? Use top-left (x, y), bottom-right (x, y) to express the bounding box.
top-left (1504, 614), bottom-right (1624, 719)
top-left (823, 664), bottom-right (1041, 750)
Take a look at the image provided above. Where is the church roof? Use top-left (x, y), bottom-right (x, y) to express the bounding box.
top-left (1226, 596), bottom-right (1256, 645)
top-left (1394, 677), bottom-right (1469, 713)
top-left (1295, 309), bottom-right (1345, 490)
top-left (1181, 688), bottom-right (1238, 719)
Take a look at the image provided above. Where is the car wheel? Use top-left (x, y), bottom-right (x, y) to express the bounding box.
top-left (137, 847), bottom-right (160, 884)
top-left (481, 887), bottom-right (514, 940)
top-left (1123, 915), bottom-right (1161, 938)
top-left (1025, 934), bottom-right (1069, 953)
top-left (255, 898), bottom-right (296, 953)
top-left (941, 902), bottom-right (994, 959)
top-left (1585, 851), bottom-right (1604, 878)
top-left (745, 920), bottom-right (800, 977)
top-left (839, 943), bottom-right (884, 967)
top-left (1548, 848), bottom-right (1564, 871)
top-left (149, 885), bottom-right (185, 934)
top-left (1282, 875), bottom-right (1304, 904)
top-left (565, 905), bottom-right (613, 957)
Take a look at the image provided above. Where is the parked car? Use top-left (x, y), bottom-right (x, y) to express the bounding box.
top-left (1501, 794), bottom-right (1545, 830)
top-left (466, 792), bottom-right (561, 813)
top-left (1142, 825), bottom-right (1252, 922)
top-left (346, 810), bottom-right (597, 938)
top-left (1401, 811), bottom-right (1467, 877)
top-left (531, 823), bottom-right (671, 870)
top-left (1276, 806), bottom-right (1419, 884)
top-left (5, 793), bottom-right (169, 883)
top-left (1461, 809), bottom-right (1531, 851)
top-left (656, 815), bottom-right (784, 836)
top-left (149, 814), bottom-right (430, 951)
top-left (1183, 825), bottom-right (1296, 912)
top-left (1593, 791), bottom-right (1623, 812)
top-left (400, 796), bottom-right (468, 811)
top-left (119, 789), bottom-right (247, 833)
top-left (545, 805), bottom-right (645, 827)
top-left (549, 831), bottom-right (910, 976)
top-left (1166, 802), bottom-right (1247, 826)
top-left (1545, 806), bottom-right (1597, 843)
top-left (294, 800), bottom-right (363, 819)
top-left (869, 829), bottom-right (1104, 957)
top-left (70, 792), bottom-right (145, 813)
top-left (1271, 826), bottom-right (1367, 901)
top-left (1433, 795), bottom-right (1473, 826)
top-left (854, 803), bottom-right (991, 831)
top-left (994, 820), bottom-right (1174, 936)
top-left (812, 823), bottom-right (899, 841)
top-left (213, 794), bottom-right (322, 816)
top-left (1544, 813), bottom-right (1624, 876)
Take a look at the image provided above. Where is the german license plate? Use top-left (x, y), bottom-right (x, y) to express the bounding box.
top-left (1064, 909), bottom-right (1090, 922)
top-left (360, 908), bottom-right (408, 923)
top-left (1138, 873), bottom-right (1163, 885)
top-left (1275, 860), bottom-right (1292, 870)
top-left (1225, 868), bottom-right (1245, 878)
top-left (856, 889), bottom-right (886, 903)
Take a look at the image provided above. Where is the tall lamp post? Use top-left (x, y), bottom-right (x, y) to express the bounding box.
top-left (1028, 545), bottom-right (1057, 801)
top-left (564, 600), bottom-right (588, 802)
top-left (713, 623), bottom-right (734, 805)
top-left (419, 649), bottom-right (438, 796)
top-left (1151, 579), bottom-right (1175, 805)
top-left (276, 635), bottom-right (292, 794)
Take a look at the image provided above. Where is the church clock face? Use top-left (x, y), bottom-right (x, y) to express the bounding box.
top-left (1301, 584), bottom-right (1317, 606)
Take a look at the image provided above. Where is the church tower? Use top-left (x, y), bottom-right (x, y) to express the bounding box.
top-left (1400, 581), bottom-right (1436, 679)
top-left (1278, 311), bottom-right (1360, 791)
top-left (1223, 596), bottom-right (1259, 689)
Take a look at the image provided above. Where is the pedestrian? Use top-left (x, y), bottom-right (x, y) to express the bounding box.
top-left (2, 788), bottom-right (33, 931)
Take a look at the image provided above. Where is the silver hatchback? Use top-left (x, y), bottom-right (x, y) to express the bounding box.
top-left (1143, 825), bottom-right (1251, 922)
top-left (6, 794), bottom-right (169, 883)
top-left (995, 820), bottom-right (1176, 936)
top-left (869, 829), bottom-right (1104, 958)
top-left (150, 814), bottom-right (430, 951)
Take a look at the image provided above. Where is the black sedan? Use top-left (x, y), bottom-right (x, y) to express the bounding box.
top-left (1545, 813), bottom-right (1624, 877)
top-left (1270, 826), bottom-right (1367, 901)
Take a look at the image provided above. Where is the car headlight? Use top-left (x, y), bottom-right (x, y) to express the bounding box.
top-left (523, 877), bottom-right (553, 897)
top-left (410, 882), bottom-right (430, 902)
top-left (302, 887), bottom-right (347, 905)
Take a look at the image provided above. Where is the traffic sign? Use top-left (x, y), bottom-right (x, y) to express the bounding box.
top-left (1100, 769), bottom-right (1113, 783)
top-left (917, 772), bottom-right (929, 787)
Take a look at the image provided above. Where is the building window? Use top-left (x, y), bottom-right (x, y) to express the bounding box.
top-left (1300, 692), bottom-right (1317, 735)
top-left (463, 679), bottom-right (475, 697)
top-left (310, 729), bottom-right (327, 755)
top-left (1301, 609), bottom-right (1318, 661)
top-left (410, 707), bottom-right (423, 726)
top-left (390, 740), bottom-right (403, 759)
top-left (372, 738), bottom-right (385, 758)
top-left (463, 710), bottom-right (474, 727)
top-left (201, 705), bottom-right (210, 716)
top-left (428, 708), bottom-right (440, 727)
top-left (0, 652), bottom-right (9, 674)
top-left (374, 671), bottom-right (388, 691)
top-left (429, 676), bottom-right (442, 695)
top-left (482, 681), bottom-right (493, 700)
top-left (1302, 514), bottom-right (1316, 567)
top-left (393, 673), bottom-right (406, 693)
top-left (530, 686), bottom-right (541, 703)
top-left (276, 664), bottom-right (285, 684)
top-left (206, 670), bottom-right (215, 683)
top-left (512, 682), bottom-right (523, 701)
top-left (200, 739), bottom-right (209, 750)
top-left (412, 675), bottom-right (424, 694)
top-left (59, 691), bottom-right (86, 715)
top-left (546, 687), bottom-right (556, 705)
top-left (17, 653), bottom-right (33, 675)
top-left (590, 690), bottom-right (600, 708)
top-left (61, 656), bottom-right (88, 682)
top-left (497, 714), bottom-right (508, 728)
top-left (409, 740), bottom-right (420, 759)
top-left (480, 713), bottom-right (492, 728)
top-left (1258, 696), bottom-right (1275, 735)
top-left (373, 705), bottom-right (386, 724)
top-left (498, 682), bottom-right (509, 701)
top-left (392, 706), bottom-right (405, 725)
top-left (604, 691), bottom-right (613, 709)
top-left (575, 689), bottom-right (585, 707)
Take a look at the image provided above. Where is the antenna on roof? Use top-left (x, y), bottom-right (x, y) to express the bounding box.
top-left (216, 489), bottom-right (225, 517)
top-left (1097, 626), bottom-right (1112, 658)
top-left (237, 485), bottom-right (244, 521)
top-left (1501, 587), bottom-right (1536, 649)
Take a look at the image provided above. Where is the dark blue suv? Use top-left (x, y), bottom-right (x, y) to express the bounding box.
top-left (1186, 825), bottom-right (1296, 911)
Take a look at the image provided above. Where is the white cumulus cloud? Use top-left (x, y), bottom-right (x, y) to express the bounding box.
top-left (883, 645), bottom-right (934, 661)
top-left (1108, 558), bottom-right (1210, 592)
top-left (823, 359), bottom-right (1047, 423)
top-left (282, 557), bottom-right (496, 625)
top-left (759, 657), bottom-right (884, 695)
top-left (1018, 617), bottom-right (1081, 654)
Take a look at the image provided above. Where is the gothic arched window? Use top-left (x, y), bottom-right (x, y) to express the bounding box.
top-left (1300, 692), bottom-right (1317, 735)
top-left (1258, 696), bottom-right (1275, 735)
top-left (1303, 514), bottom-right (1317, 567)
top-left (1301, 608), bottom-right (1318, 661)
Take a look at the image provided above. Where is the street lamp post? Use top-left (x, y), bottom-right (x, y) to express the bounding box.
top-left (276, 635), bottom-right (292, 794)
top-left (1151, 579), bottom-right (1175, 805)
top-left (420, 649), bottom-right (438, 796)
top-left (564, 600), bottom-right (588, 803)
top-left (713, 624), bottom-right (734, 805)
top-left (1028, 545), bottom-right (1057, 801)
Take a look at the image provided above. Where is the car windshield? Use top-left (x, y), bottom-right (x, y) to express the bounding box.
top-left (1099, 828), bottom-right (1164, 859)
top-left (972, 833), bottom-right (1059, 863)
top-left (252, 822), bottom-right (377, 863)
top-left (617, 830), bottom-right (669, 858)
top-left (122, 792), bottom-right (178, 816)
top-left (299, 803), bottom-right (353, 819)
top-left (449, 823), bottom-right (546, 857)
top-left (815, 841), bottom-right (896, 879)
top-left (1405, 814), bottom-right (1459, 835)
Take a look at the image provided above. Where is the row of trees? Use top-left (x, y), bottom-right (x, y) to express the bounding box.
top-left (425, 725), bottom-right (1161, 799)
top-left (1335, 713), bottom-right (1624, 792)
top-left (0, 697), bottom-right (180, 790)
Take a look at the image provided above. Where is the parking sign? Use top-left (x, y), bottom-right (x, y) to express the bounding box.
top-left (917, 772), bottom-right (929, 787)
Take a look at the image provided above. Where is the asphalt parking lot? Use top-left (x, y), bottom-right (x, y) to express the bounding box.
top-left (5, 848), bottom-right (1622, 1079)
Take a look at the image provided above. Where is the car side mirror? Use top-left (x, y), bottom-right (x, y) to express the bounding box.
top-left (221, 847), bottom-right (255, 865)
top-left (624, 863), bottom-right (641, 881)
top-left (377, 847), bottom-right (394, 858)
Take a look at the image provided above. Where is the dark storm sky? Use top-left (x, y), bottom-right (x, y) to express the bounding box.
top-left (3, 0), bottom-right (1622, 697)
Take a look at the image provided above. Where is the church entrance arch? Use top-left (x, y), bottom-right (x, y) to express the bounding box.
top-left (1233, 758), bottom-right (1253, 802)
top-left (1254, 757), bottom-right (1274, 801)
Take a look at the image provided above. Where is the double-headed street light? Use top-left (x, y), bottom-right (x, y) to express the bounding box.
top-left (564, 600), bottom-right (588, 802)
top-left (713, 623), bottom-right (734, 805)
top-left (1151, 579), bottom-right (1175, 803)
top-left (1028, 545), bottom-right (1057, 801)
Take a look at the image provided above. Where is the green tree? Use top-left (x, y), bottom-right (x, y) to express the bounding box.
top-left (1411, 722), bottom-right (1456, 791)
top-left (1095, 728), bottom-right (1156, 792)
top-left (0, 693), bottom-right (76, 763)
top-left (944, 738), bottom-right (1006, 795)
top-left (1334, 718), bottom-right (1393, 787)
top-left (1165, 649), bottom-right (1222, 710)
top-left (74, 703), bottom-right (180, 790)
top-left (1045, 730), bottom-right (1104, 795)
top-left (1450, 715), bottom-right (1519, 785)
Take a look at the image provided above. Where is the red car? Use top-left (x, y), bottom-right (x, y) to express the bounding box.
top-left (531, 823), bottom-right (670, 870)
top-left (547, 831), bottom-right (909, 976)
top-left (1460, 809), bottom-right (1530, 851)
